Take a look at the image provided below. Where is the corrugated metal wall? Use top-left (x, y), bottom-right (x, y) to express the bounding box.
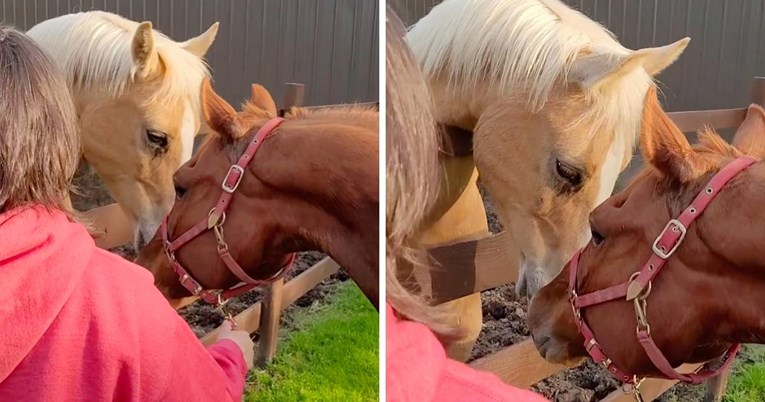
top-left (391, 0), bottom-right (765, 112)
top-left (0, 0), bottom-right (379, 107)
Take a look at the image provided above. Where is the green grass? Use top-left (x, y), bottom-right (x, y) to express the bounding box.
top-left (724, 345), bottom-right (765, 402)
top-left (245, 282), bottom-right (378, 402)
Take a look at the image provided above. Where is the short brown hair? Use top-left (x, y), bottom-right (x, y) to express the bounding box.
top-left (0, 25), bottom-right (79, 212)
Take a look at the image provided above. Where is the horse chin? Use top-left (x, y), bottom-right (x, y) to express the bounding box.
top-left (516, 259), bottom-right (551, 298)
top-left (167, 296), bottom-right (198, 310)
top-left (134, 221), bottom-right (161, 251)
top-left (545, 351), bottom-right (586, 368)
top-left (532, 332), bottom-right (585, 367)
top-left (153, 280), bottom-right (198, 310)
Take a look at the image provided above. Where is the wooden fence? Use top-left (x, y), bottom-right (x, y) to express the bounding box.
top-left (424, 77), bottom-right (765, 401)
top-left (88, 82), bottom-right (378, 367)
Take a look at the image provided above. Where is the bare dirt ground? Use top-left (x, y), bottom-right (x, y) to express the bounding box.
top-left (473, 184), bottom-right (706, 402)
top-left (71, 167), bottom-right (343, 339)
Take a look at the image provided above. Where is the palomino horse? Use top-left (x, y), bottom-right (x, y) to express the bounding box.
top-left (404, 0), bottom-right (690, 360)
top-left (26, 11), bottom-right (219, 248)
top-left (135, 78), bottom-right (379, 310)
top-left (528, 88), bottom-right (765, 400)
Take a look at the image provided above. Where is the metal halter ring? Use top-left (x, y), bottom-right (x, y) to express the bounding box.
top-left (628, 272), bottom-right (652, 300)
top-left (207, 208), bottom-right (227, 227)
top-left (206, 208), bottom-right (229, 251)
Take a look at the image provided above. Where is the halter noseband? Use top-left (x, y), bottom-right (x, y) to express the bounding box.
top-left (160, 117), bottom-right (295, 307)
top-left (568, 156), bottom-right (755, 392)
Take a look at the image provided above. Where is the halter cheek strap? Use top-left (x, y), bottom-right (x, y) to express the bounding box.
top-left (161, 117), bottom-right (296, 306)
top-left (568, 156), bottom-right (755, 386)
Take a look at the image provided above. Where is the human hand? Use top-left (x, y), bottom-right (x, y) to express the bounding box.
top-left (217, 321), bottom-right (254, 369)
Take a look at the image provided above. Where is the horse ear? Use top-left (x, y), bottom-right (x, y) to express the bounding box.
top-left (638, 38), bottom-right (691, 76)
top-left (639, 86), bottom-right (706, 182)
top-left (249, 84), bottom-right (278, 117)
top-left (180, 22), bottom-right (219, 58)
top-left (569, 38), bottom-right (690, 90)
top-left (131, 22), bottom-right (163, 81)
top-left (200, 77), bottom-right (243, 140)
top-left (732, 104), bottom-right (765, 157)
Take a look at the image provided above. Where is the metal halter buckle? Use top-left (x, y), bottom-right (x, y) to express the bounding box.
top-left (221, 165), bottom-right (245, 193)
top-left (652, 219), bottom-right (686, 259)
top-left (180, 274), bottom-right (203, 295)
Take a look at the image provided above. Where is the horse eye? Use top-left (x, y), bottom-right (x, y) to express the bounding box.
top-left (591, 228), bottom-right (605, 246)
top-left (174, 183), bottom-right (186, 199)
top-left (146, 130), bottom-right (169, 148)
top-left (555, 159), bottom-right (583, 188)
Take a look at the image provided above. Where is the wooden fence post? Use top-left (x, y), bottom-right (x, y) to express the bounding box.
top-left (282, 82), bottom-right (305, 111)
top-left (256, 82), bottom-right (306, 367)
top-left (751, 77), bottom-right (765, 106)
top-left (256, 279), bottom-right (284, 367)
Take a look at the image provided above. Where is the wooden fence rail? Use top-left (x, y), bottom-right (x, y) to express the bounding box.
top-left (429, 76), bottom-right (765, 401)
top-left (200, 257), bottom-right (341, 346)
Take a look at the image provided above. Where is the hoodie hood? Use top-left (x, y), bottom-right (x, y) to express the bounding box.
top-left (0, 206), bottom-right (93, 381)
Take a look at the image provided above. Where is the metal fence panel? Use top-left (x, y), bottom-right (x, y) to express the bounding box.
top-left (0, 0), bottom-right (378, 106)
top-left (391, 0), bottom-right (765, 112)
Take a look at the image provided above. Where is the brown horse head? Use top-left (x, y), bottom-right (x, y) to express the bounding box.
top-left (135, 78), bottom-right (379, 309)
top-left (528, 87), bottom-right (765, 376)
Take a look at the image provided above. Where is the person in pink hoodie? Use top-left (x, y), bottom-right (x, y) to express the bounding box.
top-left (0, 25), bottom-right (252, 401)
top-left (385, 6), bottom-right (548, 401)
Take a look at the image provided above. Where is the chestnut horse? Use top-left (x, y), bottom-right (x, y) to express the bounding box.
top-left (528, 88), bottom-right (765, 398)
top-left (135, 78), bottom-right (378, 310)
top-left (404, 0), bottom-right (690, 360)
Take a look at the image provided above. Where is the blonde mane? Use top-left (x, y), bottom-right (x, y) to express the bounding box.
top-left (406, 0), bottom-right (655, 161)
top-left (283, 105), bottom-right (379, 124)
top-left (26, 11), bottom-right (209, 107)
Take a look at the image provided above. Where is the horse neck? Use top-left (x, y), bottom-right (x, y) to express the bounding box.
top-left (254, 120), bottom-right (379, 305)
top-left (282, 203), bottom-right (378, 304)
top-left (321, 218), bottom-right (379, 308)
top-left (691, 164), bottom-right (765, 343)
top-left (427, 77), bottom-right (497, 129)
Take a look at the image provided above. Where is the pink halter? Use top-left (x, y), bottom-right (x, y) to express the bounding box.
top-left (568, 156), bottom-right (756, 388)
top-left (160, 117), bottom-right (295, 306)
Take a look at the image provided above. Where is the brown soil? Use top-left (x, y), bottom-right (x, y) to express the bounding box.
top-left (474, 184), bottom-right (706, 402)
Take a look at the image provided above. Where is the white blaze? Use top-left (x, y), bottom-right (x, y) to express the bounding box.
top-left (179, 101), bottom-right (196, 164)
top-left (596, 140), bottom-right (624, 205)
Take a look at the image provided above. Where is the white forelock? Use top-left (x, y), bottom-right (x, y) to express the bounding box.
top-left (26, 11), bottom-right (209, 107)
top-left (406, 0), bottom-right (654, 158)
